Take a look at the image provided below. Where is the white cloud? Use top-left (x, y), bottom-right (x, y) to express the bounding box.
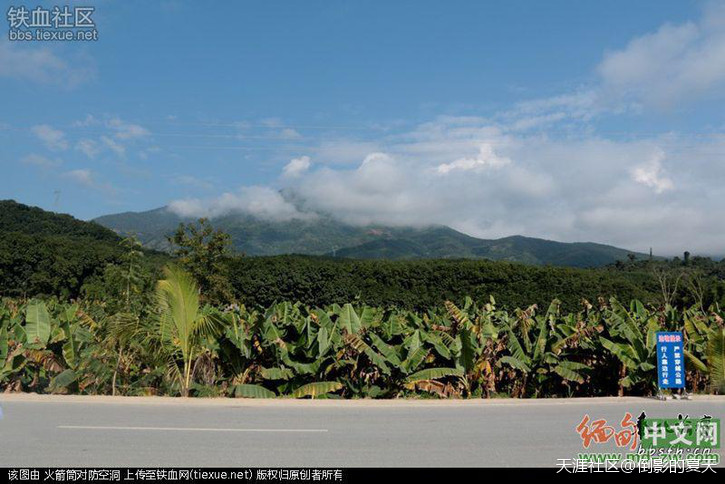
top-left (153, 111), bottom-right (724, 255)
top-left (491, 5), bottom-right (725, 129)
top-left (597, 3), bottom-right (725, 108)
top-left (503, 91), bottom-right (599, 130)
top-left (630, 150), bottom-right (674, 193)
top-left (72, 114), bottom-right (99, 128)
top-left (101, 135), bottom-right (126, 157)
top-left (31, 124), bottom-right (68, 151)
top-left (76, 139), bottom-right (100, 159)
top-left (11, 6), bottom-right (722, 257)
top-left (279, 128), bottom-right (302, 140)
top-left (21, 153), bottom-right (62, 168)
top-left (63, 168), bottom-right (117, 194)
top-left (437, 143), bottom-right (511, 174)
top-left (64, 115), bottom-right (153, 159)
top-left (282, 156), bottom-right (311, 178)
top-left (108, 118), bottom-right (150, 140)
top-left (247, 115), bottom-right (720, 254)
top-left (0, 40), bottom-right (94, 87)
top-left (168, 186), bottom-right (315, 221)
top-left (64, 169), bottom-right (95, 187)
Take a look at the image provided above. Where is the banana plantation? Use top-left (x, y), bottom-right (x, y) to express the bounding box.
top-left (1, 266), bottom-right (723, 399)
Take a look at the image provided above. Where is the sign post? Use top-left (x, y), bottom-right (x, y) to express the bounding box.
top-left (655, 331), bottom-right (687, 400)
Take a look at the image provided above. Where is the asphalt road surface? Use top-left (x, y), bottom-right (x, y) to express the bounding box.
top-left (0, 395), bottom-right (722, 467)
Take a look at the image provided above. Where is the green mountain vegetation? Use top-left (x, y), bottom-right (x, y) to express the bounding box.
top-left (2, 200), bottom-right (723, 312)
top-left (1, 199), bottom-right (119, 242)
top-left (332, 230), bottom-right (651, 267)
top-left (0, 200), bottom-right (165, 299)
top-left (94, 207), bottom-right (652, 267)
top-left (1, 200), bottom-right (724, 398)
top-left (227, 255), bottom-right (664, 312)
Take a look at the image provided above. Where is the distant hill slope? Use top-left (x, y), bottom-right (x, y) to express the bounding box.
top-left (92, 207), bottom-right (179, 250)
top-left (95, 206), bottom-right (651, 267)
top-left (333, 231), bottom-right (650, 267)
top-left (0, 200), bottom-right (166, 298)
top-left (0, 200), bottom-right (122, 297)
top-left (0, 199), bottom-right (120, 242)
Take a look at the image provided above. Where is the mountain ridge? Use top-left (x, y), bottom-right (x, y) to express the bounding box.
top-left (0, 199), bottom-right (120, 242)
top-left (94, 206), bottom-right (652, 267)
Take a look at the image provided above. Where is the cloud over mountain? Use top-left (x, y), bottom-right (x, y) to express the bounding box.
top-left (167, 112), bottom-right (724, 255)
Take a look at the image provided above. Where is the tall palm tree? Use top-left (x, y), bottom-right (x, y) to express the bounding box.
top-left (156, 265), bottom-right (219, 397)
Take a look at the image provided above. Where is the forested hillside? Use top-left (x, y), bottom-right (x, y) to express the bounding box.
top-left (95, 205), bottom-right (652, 267)
top-left (0, 200), bottom-right (119, 241)
top-left (2, 201), bottom-right (723, 312)
top-left (0, 200), bottom-right (164, 298)
top-left (1, 202), bottom-right (724, 398)
top-left (227, 255), bottom-right (664, 311)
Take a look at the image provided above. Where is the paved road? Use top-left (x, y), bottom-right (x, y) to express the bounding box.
top-left (0, 395), bottom-right (722, 467)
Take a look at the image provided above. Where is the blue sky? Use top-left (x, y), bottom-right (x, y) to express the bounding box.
top-left (1, 1), bottom-right (724, 255)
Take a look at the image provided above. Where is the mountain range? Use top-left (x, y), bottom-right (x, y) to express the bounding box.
top-left (93, 207), bottom-right (651, 267)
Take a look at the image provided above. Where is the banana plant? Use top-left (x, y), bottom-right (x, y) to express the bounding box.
top-left (47, 303), bottom-right (84, 393)
top-left (599, 299), bottom-right (659, 395)
top-left (685, 327), bottom-right (725, 393)
top-left (6, 291), bottom-right (722, 399)
top-left (498, 300), bottom-right (591, 397)
top-left (0, 300), bottom-right (28, 391)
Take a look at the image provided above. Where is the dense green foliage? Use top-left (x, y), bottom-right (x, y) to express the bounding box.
top-left (95, 205), bottom-right (653, 267)
top-left (0, 231), bottom-right (120, 299)
top-left (0, 201), bottom-right (165, 299)
top-left (0, 200), bottom-right (119, 242)
top-left (156, 265), bottom-right (221, 396)
top-left (228, 255), bottom-right (666, 312)
top-left (1, 293), bottom-right (722, 397)
top-left (2, 201), bottom-right (724, 313)
top-left (0, 200), bottom-right (124, 298)
top-left (2, 203), bottom-right (724, 398)
top-left (168, 219), bottom-right (233, 305)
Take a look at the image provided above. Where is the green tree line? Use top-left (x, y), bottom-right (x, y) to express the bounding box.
top-left (2, 286), bottom-right (723, 398)
top-left (2, 217), bottom-right (724, 313)
top-left (1, 219), bottom-right (723, 398)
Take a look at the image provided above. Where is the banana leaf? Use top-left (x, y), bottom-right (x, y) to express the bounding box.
top-left (234, 384), bottom-right (276, 398)
top-left (291, 381), bottom-right (343, 398)
top-left (405, 367), bottom-right (463, 383)
top-left (25, 300), bottom-right (51, 347)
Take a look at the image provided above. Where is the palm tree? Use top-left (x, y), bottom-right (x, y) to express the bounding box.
top-left (156, 265), bottom-right (219, 397)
